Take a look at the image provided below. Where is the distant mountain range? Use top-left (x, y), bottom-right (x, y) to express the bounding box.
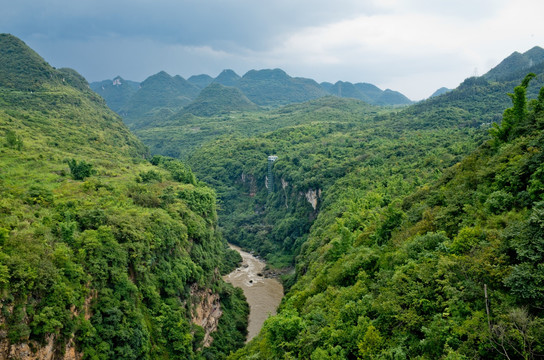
top-left (90, 76), bottom-right (140, 113)
top-left (179, 82), bottom-right (260, 117)
top-left (320, 80), bottom-right (412, 105)
top-left (91, 45), bottom-right (544, 128)
top-left (90, 68), bottom-right (414, 126)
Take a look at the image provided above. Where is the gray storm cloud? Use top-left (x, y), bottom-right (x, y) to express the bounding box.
top-left (2, 0), bottom-right (543, 99)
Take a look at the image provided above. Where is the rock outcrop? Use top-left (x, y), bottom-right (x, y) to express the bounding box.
top-left (241, 173), bottom-right (257, 196)
top-left (190, 286), bottom-right (222, 347)
top-left (303, 189), bottom-right (321, 210)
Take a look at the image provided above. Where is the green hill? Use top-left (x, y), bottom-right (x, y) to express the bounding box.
top-left (121, 71), bottom-right (200, 128)
top-left (90, 76), bottom-right (140, 114)
top-left (188, 73), bottom-right (214, 89)
top-left (214, 69), bottom-right (242, 87)
top-left (0, 34), bottom-right (247, 359)
top-left (133, 96), bottom-right (382, 159)
top-left (217, 59), bottom-right (544, 359)
top-left (320, 80), bottom-right (413, 106)
top-left (400, 61), bottom-right (544, 132)
top-left (179, 83), bottom-right (260, 117)
top-left (323, 81), bottom-right (373, 103)
top-left (9, 32), bottom-right (544, 359)
top-left (354, 82), bottom-right (384, 100)
top-left (179, 48), bottom-right (544, 359)
top-left (430, 86), bottom-right (452, 98)
top-left (91, 69), bottom-right (413, 133)
top-left (0, 33), bottom-right (60, 91)
top-left (237, 68), bottom-right (328, 106)
top-left (484, 46), bottom-right (544, 81)
top-left (375, 88), bottom-right (413, 105)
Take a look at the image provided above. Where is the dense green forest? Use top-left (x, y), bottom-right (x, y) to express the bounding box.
top-left (227, 74), bottom-right (544, 359)
top-left (185, 58), bottom-right (544, 269)
top-left (188, 101), bottom-right (482, 267)
top-left (0, 34), bottom-right (247, 359)
top-left (4, 30), bottom-right (544, 360)
top-left (183, 53), bottom-right (544, 358)
top-left (91, 68), bottom-right (414, 157)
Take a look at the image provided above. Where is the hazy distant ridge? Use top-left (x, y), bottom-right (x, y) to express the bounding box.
top-left (91, 67), bottom-right (414, 120)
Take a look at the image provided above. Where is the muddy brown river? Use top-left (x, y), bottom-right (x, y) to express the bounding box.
top-left (223, 244), bottom-right (284, 342)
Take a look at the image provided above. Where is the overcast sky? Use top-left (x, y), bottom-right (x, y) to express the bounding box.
top-left (2, 0), bottom-right (543, 100)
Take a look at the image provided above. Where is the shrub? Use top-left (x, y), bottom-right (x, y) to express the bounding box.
top-left (68, 159), bottom-right (94, 180)
top-left (5, 130), bottom-right (23, 150)
top-left (137, 169), bottom-right (162, 183)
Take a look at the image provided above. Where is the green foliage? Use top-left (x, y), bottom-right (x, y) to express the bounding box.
top-left (490, 73), bottom-right (536, 142)
top-left (0, 35), bottom-right (246, 360)
top-left (179, 83), bottom-right (260, 117)
top-left (136, 169), bottom-right (162, 183)
top-left (151, 155), bottom-right (197, 184)
top-left (189, 95), bottom-right (481, 267)
top-left (25, 185), bottom-right (54, 205)
top-left (68, 159), bottom-right (94, 180)
top-left (5, 129), bottom-right (23, 150)
top-left (450, 226), bottom-right (484, 254)
top-left (7, 33), bottom-right (544, 360)
top-left (0, 34), bottom-right (57, 90)
top-left (357, 325), bottom-right (384, 360)
top-left (229, 76), bottom-right (544, 359)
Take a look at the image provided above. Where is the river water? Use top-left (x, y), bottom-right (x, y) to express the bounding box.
top-left (223, 244), bottom-right (284, 342)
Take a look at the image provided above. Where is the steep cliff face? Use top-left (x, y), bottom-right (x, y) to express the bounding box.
top-left (0, 331), bottom-right (82, 360)
top-left (190, 285), bottom-right (222, 348)
top-left (303, 189), bottom-right (321, 211)
top-left (0, 35), bottom-right (241, 359)
top-left (241, 172), bottom-right (257, 196)
top-left (281, 178), bottom-right (289, 208)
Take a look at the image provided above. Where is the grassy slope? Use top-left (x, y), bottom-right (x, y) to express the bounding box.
top-left (0, 35), bottom-right (247, 359)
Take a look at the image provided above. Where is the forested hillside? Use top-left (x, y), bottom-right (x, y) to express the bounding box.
top-left (4, 30), bottom-right (544, 360)
top-left (0, 34), bottom-right (247, 359)
top-left (320, 81), bottom-right (413, 106)
top-left (89, 76), bottom-right (139, 114)
top-left (187, 60), bottom-right (544, 270)
top-left (230, 73), bottom-right (544, 359)
top-left (90, 68), bottom-right (413, 146)
top-left (188, 99), bottom-right (483, 268)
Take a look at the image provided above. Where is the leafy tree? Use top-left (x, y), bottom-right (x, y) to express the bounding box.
top-left (490, 73), bottom-right (536, 142)
top-left (68, 159), bottom-right (94, 180)
top-left (4, 130), bottom-right (23, 150)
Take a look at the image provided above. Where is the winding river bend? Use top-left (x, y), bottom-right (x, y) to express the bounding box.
top-left (223, 244), bottom-right (284, 342)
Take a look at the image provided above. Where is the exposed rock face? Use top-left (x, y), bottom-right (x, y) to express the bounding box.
top-left (281, 178), bottom-right (289, 208)
top-left (0, 333), bottom-right (82, 360)
top-left (0, 294), bottom-right (89, 360)
top-left (241, 173), bottom-right (257, 196)
top-left (0, 335), bottom-right (54, 360)
top-left (190, 286), bottom-right (222, 347)
top-left (304, 189), bottom-right (321, 210)
top-left (62, 338), bottom-right (82, 360)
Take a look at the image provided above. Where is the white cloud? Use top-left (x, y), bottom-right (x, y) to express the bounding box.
top-left (9, 0), bottom-right (544, 100)
top-left (246, 0), bottom-right (544, 99)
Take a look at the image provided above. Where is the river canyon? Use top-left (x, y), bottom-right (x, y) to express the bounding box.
top-left (223, 244), bottom-right (284, 342)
